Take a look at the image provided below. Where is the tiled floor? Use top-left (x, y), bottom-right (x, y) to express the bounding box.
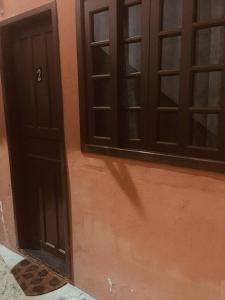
top-left (0, 244), bottom-right (96, 300)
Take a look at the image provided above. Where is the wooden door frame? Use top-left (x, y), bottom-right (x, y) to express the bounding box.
top-left (0, 1), bottom-right (74, 281)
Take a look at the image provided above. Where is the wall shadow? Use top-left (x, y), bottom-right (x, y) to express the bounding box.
top-left (84, 152), bottom-right (225, 183)
top-left (103, 159), bottom-right (147, 219)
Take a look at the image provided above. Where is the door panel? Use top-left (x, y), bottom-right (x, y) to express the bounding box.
top-left (12, 14), bottom-right (67, 261)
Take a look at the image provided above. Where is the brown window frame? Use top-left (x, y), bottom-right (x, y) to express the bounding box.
top-left (76, 0), bottom-right (225, 173)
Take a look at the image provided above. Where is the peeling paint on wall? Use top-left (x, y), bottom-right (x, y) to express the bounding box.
top-left (107, 277), bottom-right (136, 300)
top-left (0, 200), bottom-right (9, 245)
top-left (107, 277), bottom-right (118, 300)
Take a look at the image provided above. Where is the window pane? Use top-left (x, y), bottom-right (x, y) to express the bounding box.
top-left (93, 46), bottom-right (110, 75)
top-left (162, 0), bottom-right (183, 30)
top-left (94, 79), bottom-right (111, 106)
top-left (197, 0), bottom-right (225, 21)
top-left (195, 26), bottom-right (225, 65)
top-left (93, 10), bottom-right (109, 42)
top-left (94, 111), bottom-right (111, 137)
top-left (121, 111), bottom-right (140, 139)
top-left (193, 72), bottom-right (222, 107)
top-left (191, 114), bottom-right (218, 148)
top-left (125, 42), bottom-right (141, 73)
top-left (124, 4), bottom-right (142, 38)
top-left (158, 112), bottom-right (178, 143)
top-left (122, 78), bottom-right (141, 107)
top-left (160, 76), bottom-right (180, 107)
top-left (161, 36), bottom-right (181, 70)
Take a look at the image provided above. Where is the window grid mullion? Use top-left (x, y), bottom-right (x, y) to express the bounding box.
top-left (218, 31), bottom-right (225, 160)
top-left (80, 0), bottom-right (225, 170)
top-left (117, 0), bottom-right (148, 150)
top-left (148, 0), bottom-right (160, 148)
top-left (178, 0), bottom-right (194, 151)
top-left (110, 0), bottom-right (119, 146)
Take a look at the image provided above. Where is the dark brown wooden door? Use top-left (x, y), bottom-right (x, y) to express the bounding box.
top-left (11, 14), bottom-right (67, 261)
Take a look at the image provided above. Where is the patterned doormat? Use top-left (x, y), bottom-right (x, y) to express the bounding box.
top-left (11, 258), bottom-right (67, 296)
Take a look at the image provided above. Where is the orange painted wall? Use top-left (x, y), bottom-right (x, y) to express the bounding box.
top-left (0, 1), bottom-right (225, 300)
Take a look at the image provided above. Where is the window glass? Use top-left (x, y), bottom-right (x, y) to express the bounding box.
top-left (162, 0), bottom-right (183, 30)
top-left (93, 46), bottom-right (110, 75)
top-left (193, 72), bottom-right (222, 107)
top-left (161, 36), bottom-right (181, 70)
top-left (122, 78), bottom-right (141, 107)
top-left (124, 4), bottom-right (142, 38)
top-left (124, 43), bottom-right (141, 73)
top-left (94, 79), bottom-right (111, 106)
top-left (93, 10), bottom-right (109, 42)
top-left (160, 76), bottom-right (180, 107)
top-left (158, 112), bottom-right (178, 143)
top-left (191, 114), bottom-right (218, 148)
top-left (197, 0), bottom-right (225, 21)
top-left (195, 26), bottom-right (225, 65)
top-left (122, 111), bottom-right (141, 139)
top-left (94, 111), bottom-right (111, 137)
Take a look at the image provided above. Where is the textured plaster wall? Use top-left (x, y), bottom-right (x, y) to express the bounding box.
top-left (0, 76), bottom-right (17, 248)
top-left (0, 1), bottom-right (225, 300)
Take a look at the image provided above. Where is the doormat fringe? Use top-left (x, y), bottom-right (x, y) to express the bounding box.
top-left (11, 258), bottom-right (67, 296)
